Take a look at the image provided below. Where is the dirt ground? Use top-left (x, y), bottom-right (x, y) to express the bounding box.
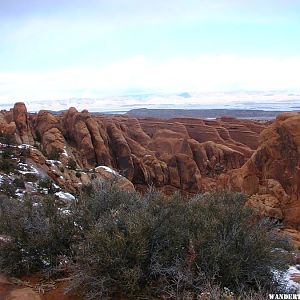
top-left (0, 275), bottom-right (79, 300)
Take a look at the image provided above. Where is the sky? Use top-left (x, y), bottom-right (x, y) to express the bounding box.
top-left (1, 0), bottom-right (300, 105)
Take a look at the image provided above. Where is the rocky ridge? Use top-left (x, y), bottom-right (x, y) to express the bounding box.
top-left (1, 103), bottom-right (300, 230)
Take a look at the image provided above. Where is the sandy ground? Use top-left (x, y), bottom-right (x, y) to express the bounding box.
top-left (0, 275), bottom-right (78, 300)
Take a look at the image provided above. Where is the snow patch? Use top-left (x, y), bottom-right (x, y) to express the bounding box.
top-left (18, 144), bottom-right (32, 149)
top-left (283, 266), bottom-right (300, 292)
top-left (95, 166), bottom-right (119, 176)
top-left (62, 148), bottom-right (69, 157)
top-left (17, 162), bottom-right (39, 175)
top-left (0, 235), bottom-right (11, 243)
top-left (274, 265), bottom-right (300, 292)
top-left (46, 160), bottom-right (62, 166)
top-left (55, 191), bottom-right (75, 201)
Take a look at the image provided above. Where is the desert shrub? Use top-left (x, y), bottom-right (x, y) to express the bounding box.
top-left (38, 178), bottom-right (58, 194)
top-left (186, 192), bottom-right (291, 292)
top-left (24, 173), bottom-right (39, 182)
top-left (75, 171), bottom-right (81, 178)
top-left (0, 132), bottom-right (15, 145)
top-left (67, 158), bottom-right (77, 170)
top-left (1, 147), bottom-right (14, 159)
top-left (34, 142), bottom-right (42, 151)
top-left (0, 194), bottom-right (78, 275)
top-left (19, 147), bottom-right (30, 163)
top-left (13, 177), bottom-right (26, 189)
top-left (75, 180), bottom-right (142, 230)
top-left (48, 148), bottom-right (62, 161)
top-left (35, 130), bottom-right (42, 143)
top-left (69, 187), bottom-right (291, 299)
top-left (68, 181), bottom-right (149, 298)
top-left (0, 158), bottom-right (15, 173)
top-left (0, 179), bottom-right (17, 197)
top-left (80, 183), bottom-right (94, 196)
top-left (0, 180), bottom-right (292, 297)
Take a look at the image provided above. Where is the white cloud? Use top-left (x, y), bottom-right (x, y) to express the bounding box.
top-left (0, 54), bottom-right (300, 104)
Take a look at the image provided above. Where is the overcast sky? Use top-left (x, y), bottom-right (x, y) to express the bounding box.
top-left (1, 0), bottom-right (300, 103)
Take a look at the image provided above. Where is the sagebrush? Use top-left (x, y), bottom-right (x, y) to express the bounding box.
top-left (0, 180), bottom-right (292, 299)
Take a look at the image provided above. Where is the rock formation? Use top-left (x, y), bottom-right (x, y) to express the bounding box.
top-left (227, 112), bottom-right (300, 229)
top-left (0, 104), bottom-right (265, 194)
top-left (1, 103), bottom-right (300, 231)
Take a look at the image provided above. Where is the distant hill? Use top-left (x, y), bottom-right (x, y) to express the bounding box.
top-left (126, 108), bottom-right (290, 120)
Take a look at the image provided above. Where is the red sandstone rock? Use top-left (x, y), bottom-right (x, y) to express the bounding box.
top-left (13, 102), bottom-right (34, 145)
top-left (0, 103), bottom-right (264, 195)
top-left (228, 112), bottom-right (300, 228)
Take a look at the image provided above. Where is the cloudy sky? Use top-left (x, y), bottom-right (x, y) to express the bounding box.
top-left (1, 0), bottom-right (300, 104)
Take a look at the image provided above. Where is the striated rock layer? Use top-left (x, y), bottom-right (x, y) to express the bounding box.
top-left (0, 103), bottom-right (263, 192)
top-left (1, 103), bottom-right (300, 229)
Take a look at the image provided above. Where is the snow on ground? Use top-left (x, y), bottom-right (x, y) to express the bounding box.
top-left (0, 235), bottom-right (11, 242)
top-left (274, 265), bottom-right (300, 292)
top-left (95, 166), bottom-right (120, 176)
top-left (61, 148), bottom-right (69, 157)
top-left (18, 144), bottom-right (32, 149)
top-left (17, 162), bottom-right (39, 175)
top-left (283, 265), bottom-right (300, 292)
top-left (46, 160), bottom-right (62, 166)
top-left (55, 191), bottom-right (75, 201)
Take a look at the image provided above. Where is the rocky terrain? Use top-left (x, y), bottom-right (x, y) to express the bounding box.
top-left (1, 102), bottom-right (300, 298)
top-left (0, 103), bottom-right (300, 231)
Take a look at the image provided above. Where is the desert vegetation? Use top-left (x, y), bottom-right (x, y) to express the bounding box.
top-left (0, 180), bottom-right (293, 299)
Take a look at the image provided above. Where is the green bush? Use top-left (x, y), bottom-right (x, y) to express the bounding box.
top-left (0, 194), bottom-right (78, 275)
top-left (37, 178), bottom-right (58, 194)
top-left (0, 180), bottom-right (292, 298)
top-left (69, 186), bottom-right (291, 299)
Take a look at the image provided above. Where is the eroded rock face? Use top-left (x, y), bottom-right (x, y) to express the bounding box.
top-left (2, 103), bottom-right (300, 229)
top-left (0, 103), bottom-right (266, 195)
top-left (227, 112), bottom-right (300, 228)
top-left (13, 102), bottom-right (34, 145)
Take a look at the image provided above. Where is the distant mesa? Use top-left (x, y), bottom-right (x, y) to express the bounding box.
top-left (126, 108), bottom-right (286, 120)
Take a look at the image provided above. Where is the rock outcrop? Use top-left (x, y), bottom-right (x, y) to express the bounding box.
top-left (227, 112), bottom-right (300, 228)
top-left (1, 103), bottom-right (300, 229)
top-left (0, 103), bottom-right (265, 195)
